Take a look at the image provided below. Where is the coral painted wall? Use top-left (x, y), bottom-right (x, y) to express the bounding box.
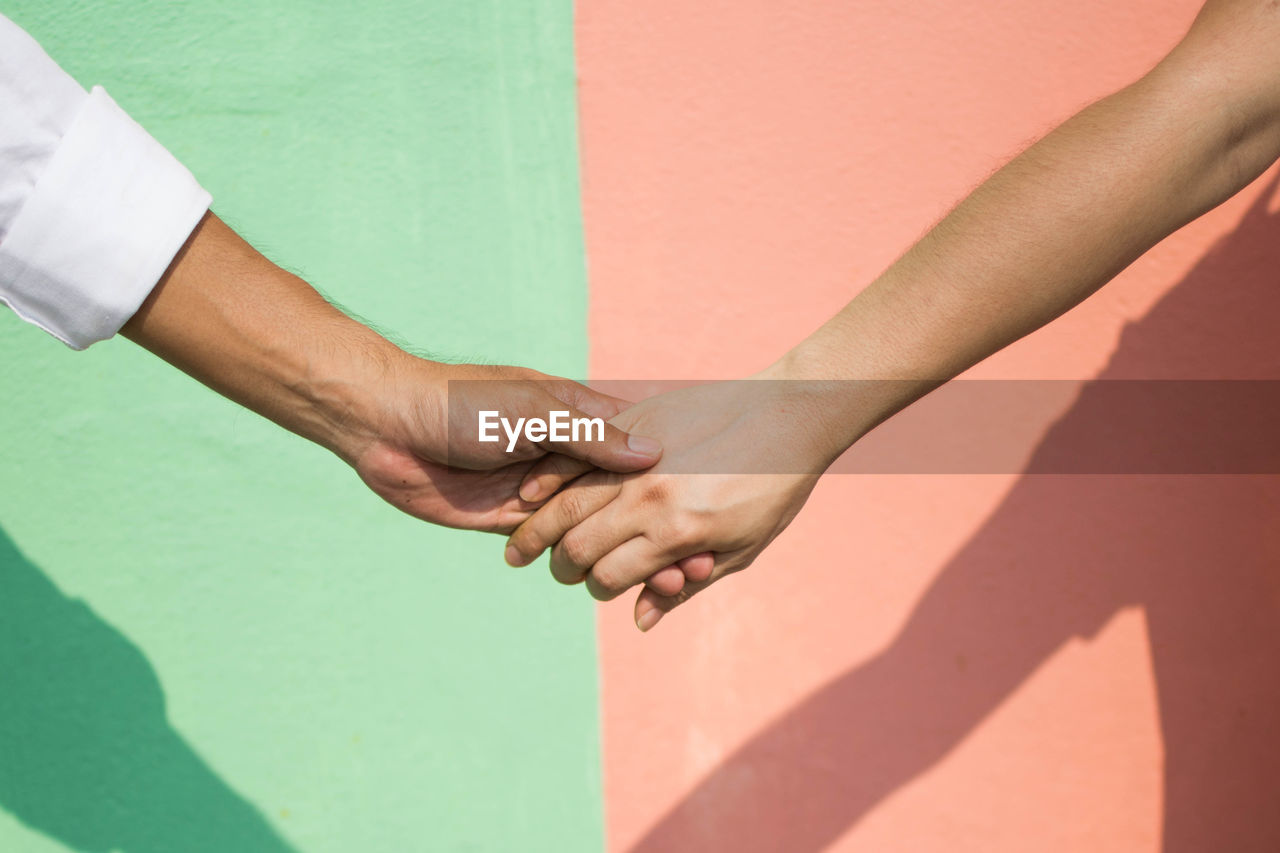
top-left (578, 1), bottom-right (1280, 850)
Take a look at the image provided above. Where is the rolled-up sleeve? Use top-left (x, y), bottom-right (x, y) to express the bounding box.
top-left (0, 14), bottom-right (211, 349)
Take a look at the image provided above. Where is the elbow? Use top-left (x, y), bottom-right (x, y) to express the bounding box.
top-left (1158, 4), bottom-right (1280, 174)
top-left (1137, 53), bottom-right (1280, 201)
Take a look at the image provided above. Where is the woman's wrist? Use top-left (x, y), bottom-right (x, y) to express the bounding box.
top-left (752, 350), bottom-right (869, 470)
top-left (759, 325), bottom-right (940, 465)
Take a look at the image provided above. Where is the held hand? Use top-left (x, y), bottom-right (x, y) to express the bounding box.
top-left (348, 360), bottom-right (663, 533)
top-left (503, 379), bottom-right (841, 629)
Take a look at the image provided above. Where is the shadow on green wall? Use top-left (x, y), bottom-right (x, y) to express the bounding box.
top-left (0, 527), bottom-right (296, 853)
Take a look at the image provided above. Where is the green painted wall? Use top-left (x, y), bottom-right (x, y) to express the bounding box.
top-left (0, 3), bottom-right (601, 851)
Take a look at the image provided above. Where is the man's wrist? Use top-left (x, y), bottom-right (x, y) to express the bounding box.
top-left (123, 213), bottom-right (443, 468)
top-left (299, 327), bottom-right (443, 467)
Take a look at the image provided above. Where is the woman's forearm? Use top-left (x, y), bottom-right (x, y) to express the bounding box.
top-left (768, 8), bottom-right (1280, 454)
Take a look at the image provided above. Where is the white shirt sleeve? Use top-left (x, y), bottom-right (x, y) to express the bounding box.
top-left (0, 13), bottom-right (211, 349)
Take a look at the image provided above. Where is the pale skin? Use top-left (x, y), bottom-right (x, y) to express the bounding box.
top-left (506, 0), bottom-right (1280, 630)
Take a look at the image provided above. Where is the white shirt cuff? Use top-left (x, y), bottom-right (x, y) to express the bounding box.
top-left (0, 86), bottom-right (211, 349)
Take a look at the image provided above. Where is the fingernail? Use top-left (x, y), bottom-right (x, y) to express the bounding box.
top-left (627, 434), bottom-right (662, 458)
top-left (519, 479), bottom-right (544, 502)
top-left (636, 609), bottom-right (663, 632)
top-left (505, 545), bottom-right (526, 567)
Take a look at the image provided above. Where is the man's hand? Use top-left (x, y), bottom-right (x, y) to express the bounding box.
top-left (351, 362), bottom-right (663, 533)
top-left (123, 213), bottom-right (662, 534)
top-left (504, 379), bottom-right (844, 629)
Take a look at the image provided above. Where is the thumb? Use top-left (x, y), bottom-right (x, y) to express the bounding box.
top-left (523, 393), bottom-right (661, 474)
top-left (549, 381), bottom-right (635, 421)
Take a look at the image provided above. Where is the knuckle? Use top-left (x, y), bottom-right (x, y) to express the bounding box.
top-left (502, 365), bottom-right (542, 386)
top-left (516, 382), bottom-right (548, 409)
top-left (557, 532), bottom-right (594, 569)
top-left (556, 474), bottom-right (617, 516)
top-left (589, 567), bottom-right (624, 597)
top-left (555, 488), bottom-right (592, 524)
top-left (548, 548), bottom-right (583, 583)
top-left (660, 513), bottom-right (706, 549)
top-left (550, 563), bottom-right (580, 586)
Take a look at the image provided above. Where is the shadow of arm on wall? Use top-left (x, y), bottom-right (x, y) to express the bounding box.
top-left (630, 173), bottom-right (1280, 853)
top-left (0, 528), bottom-right (296, 853)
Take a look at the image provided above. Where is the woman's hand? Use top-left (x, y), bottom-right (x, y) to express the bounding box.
top-left (503, 379), bottom-right (847, 629)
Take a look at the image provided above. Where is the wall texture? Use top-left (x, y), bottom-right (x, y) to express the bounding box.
top-left (7, 2), bottom-right (1280, 851)
top-left (0, 2), bottom-right (601, 851)
top-left (578, 1), bottom-right (1280, 851)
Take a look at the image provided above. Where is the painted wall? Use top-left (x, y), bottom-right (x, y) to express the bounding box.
top-left (0, 3), bottom-right (602, 852)
top-left (578, 1), bottom-right (1280, 850)
top-left (8, 2), bottom-right (1280, 851)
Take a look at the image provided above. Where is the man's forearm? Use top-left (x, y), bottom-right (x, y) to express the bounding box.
top-left (769, 8), bottom-right (1280, 453)
top-left (122, 212), bottom-right (408, 465)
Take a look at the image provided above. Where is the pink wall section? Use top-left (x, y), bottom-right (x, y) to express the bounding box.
top-left (578, 1), bottom-right (1280, 851)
